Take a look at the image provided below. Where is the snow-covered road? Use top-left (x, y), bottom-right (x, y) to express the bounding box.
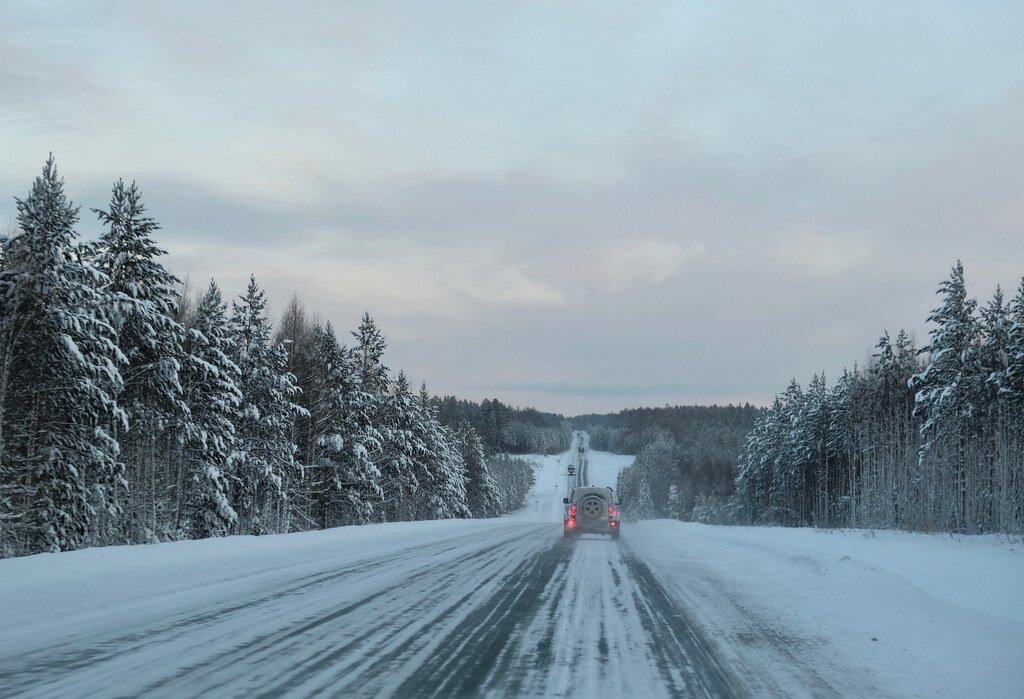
top-left (1, 437), bottom-right (1021, 697)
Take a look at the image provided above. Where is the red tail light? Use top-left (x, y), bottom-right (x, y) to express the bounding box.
top-left (608, 505), bottom-right (617, 517)
top-left (568, 504), bottom-right (577, 517)
top-left (567, 518), bottom-right (576, 528)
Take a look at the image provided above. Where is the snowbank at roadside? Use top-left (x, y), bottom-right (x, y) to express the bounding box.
top-left (673, 523), bottom-right (1023, 623)
top-left (628, 521), bottom-right (1024, 697)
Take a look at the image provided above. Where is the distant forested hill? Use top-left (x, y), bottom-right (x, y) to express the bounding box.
top-left (574, 405), bottom-right (763, 521)
top-left (435, 397), bottom-right (570, 455)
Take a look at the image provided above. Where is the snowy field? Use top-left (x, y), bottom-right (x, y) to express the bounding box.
top-left (1, 440), bottom-right (1021, 697)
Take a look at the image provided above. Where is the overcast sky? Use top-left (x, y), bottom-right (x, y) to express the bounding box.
top-left (3, 1), bottom-right (1022, 415)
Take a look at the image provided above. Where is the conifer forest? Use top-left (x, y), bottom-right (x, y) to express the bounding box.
top-left (0, 158), bottom-right (541, 557)
top-left (611, 263), bottom-right (1024, 535)
top-left (2, 158), bottom-right (1022, 560)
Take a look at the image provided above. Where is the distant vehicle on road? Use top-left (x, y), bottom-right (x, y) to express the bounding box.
top-left (563, 487), bottom-right (620, 540)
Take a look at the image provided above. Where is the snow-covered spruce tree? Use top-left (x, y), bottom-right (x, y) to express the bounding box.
top-left (410, 383), bottom-right (446, 520)
top-left (414, 384), bottom-right (470, 520)
top-left (628, 429), bottom-right (677, 517)
top-left (91, 179), bottom-right (187, 542)
top-left (910, 261), bottom-right (981, 531)
top-left (665, 483), bottom-right (683, 520)
top-left (460, 424), bottom-right (498, 518)
top-left (435, 426), bottom-right (472, 519)
top-left (735, 392), bottom-right (794, 525)
top-left (351, 312), bottom-right (397, 520)
top-left (353, 312), bottom-right (390, 396)
top-left (228, 276), bottom-right (306, 535)
top-left (1003, 279), bottom-right (1024, 405)
top-left (177, 281), bottom-right (240, 539)
top-left (734, 404), bottom-right (776, 524)
top-left (616, 459), bottom-right (654, 521)
top-left (824, 367), bottom-right (858, 527)
top-left (487, 454), bottom-right (536, 514)
top-left (1000, 280), bottom-right (1024, 531)
top-left (0, 156), bottom-right (125, 555)
top-left (872, 331), bottom-right (920, 529)
top-left (272, 295), bottom-right (317, 527)
top-left (376, 371), bottom-right (425, 521)
top-left (775, 379), bottom-right (809, 525)
top-left (971, 286), bottom-right (1023, 532)
top-left (304, 322), bottom-right (382, 528)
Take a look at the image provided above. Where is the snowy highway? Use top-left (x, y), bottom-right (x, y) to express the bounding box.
top-left (1, 441), bottom-right (1021, 697)
top-left (3, 520), bottom-right (730, 697)
top-left (1, 445), bottom-right (740, 697)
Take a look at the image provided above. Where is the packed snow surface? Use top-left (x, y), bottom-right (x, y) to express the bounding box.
top-left (1, 435), bottom-right (1021, 697)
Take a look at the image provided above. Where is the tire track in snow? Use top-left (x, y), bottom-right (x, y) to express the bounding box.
top-left (388, 538), bottom-right (569, 698)
top-left (143, 526), bottom-right (549, 697)
top-left (250, 529), bottom-right (555, 697)
top-left (622, 548), bottom-right (740, 698)
top-left (0, 525), bottom-right (546, 698)
top-left (495, 535), bottom-right (741, 698)
top-left (3, 522), bottom-right (746, 698)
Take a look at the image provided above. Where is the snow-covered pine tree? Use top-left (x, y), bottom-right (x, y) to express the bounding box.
top-left (976, 289), bottom-right (1010, 404)
top-left (910, 261), bottom-right (981, 530)
top-left (178, 281), bottom-right (240, 539)
top-left (911, 262), bottom-right (980, 446)
top-left (801, 372), bottom-right (832, 525)
top-left (1004, 279), bottom-right (1024, 406)
top-left (91, 179), bottom-right (187, 542)
top-left (972, 287), bottom-right (1019, 532)
top-left (305, 322), bottom-right (382, 528)
top-left (228, 276), bottom-right (305, 534)
top-left (1001, 280), bottom-right (1024, 531)
top-left (460, 424), bottom-right (497, 518)
top-left (825, 367), bottom-right (858, 527)
top-left (0, 156), bottom-right (125, 555)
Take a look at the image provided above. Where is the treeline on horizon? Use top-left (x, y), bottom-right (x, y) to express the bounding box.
top-left (0, 158), bottom-right (536, 558)
top-left (612, 263), bottom-right (1024, 535)
top-left (573, 405), bottom-right (762, 518)
top-left (435, 397), bottom-right (570, 456)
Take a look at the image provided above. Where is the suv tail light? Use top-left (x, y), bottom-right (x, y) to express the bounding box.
top-left (568, 504), bottom-right (577, 517)
top-left (608, 505), bottom-right (617, 517)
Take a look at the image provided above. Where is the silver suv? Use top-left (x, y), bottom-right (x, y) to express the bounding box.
top-left (563, 486), bottom-right (621, 540)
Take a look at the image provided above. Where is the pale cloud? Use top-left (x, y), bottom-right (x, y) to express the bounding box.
top-left (994, 198), bottom-right (1024, 228)
top-left (436, 250), bottom-right (566, 307)
top-left (587, 241), bottom-right (705, 290)
top-left (295, 234), bottom-right (565, 317)
top-left (2, 1), bottom-right (1023, 414)
top-left (777, 233), bottom-right (874, 276)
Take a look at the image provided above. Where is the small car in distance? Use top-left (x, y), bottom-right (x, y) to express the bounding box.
top-left (563, 486), bottom-right (621, 540)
